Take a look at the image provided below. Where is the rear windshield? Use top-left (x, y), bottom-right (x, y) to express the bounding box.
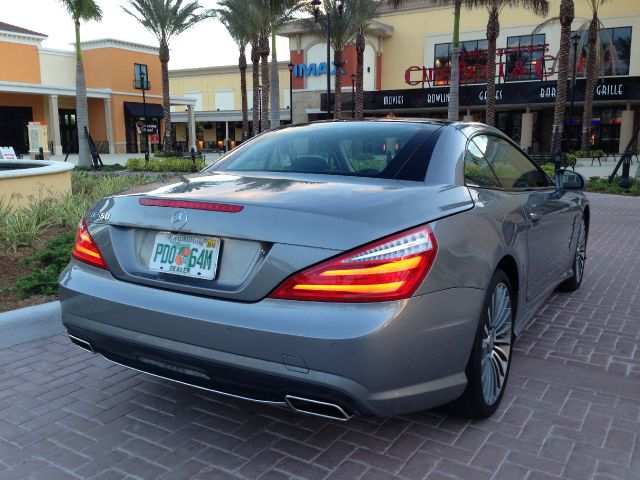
top-left (207, 122), bottom-right (440, 181)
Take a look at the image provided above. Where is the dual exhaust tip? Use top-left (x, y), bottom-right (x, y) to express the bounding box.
top-left (67, 334), bottom-right (353, 422)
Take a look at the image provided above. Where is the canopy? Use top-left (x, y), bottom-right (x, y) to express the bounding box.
top-left (124, 101), bottom-right (164, 118)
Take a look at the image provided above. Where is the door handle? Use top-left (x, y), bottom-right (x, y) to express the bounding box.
top-left (529, 212), bottom-right (541, 224)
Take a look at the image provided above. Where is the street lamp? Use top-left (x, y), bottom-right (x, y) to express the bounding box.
top-left (258, 85), bottom-right (263, 133)
top-left (568, 33), bottom-right (581, 152)
top-left (287, 63), bottom-right (294, 124)
top-left (135, 69), bottom-right (150, 163)
top-left (312, 0), bottom-right (344, 119)
top-left (351, 73), bottom-right (356, 119)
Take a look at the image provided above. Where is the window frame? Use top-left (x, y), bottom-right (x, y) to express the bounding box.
top-left (504, 34), bottom-right (547, 82)
top-left (463, 133), bottom-right (554, 191)
top-left (433, 38), bottom-right (489, 86)
top-left (572, 26), bottom-right (632, 77)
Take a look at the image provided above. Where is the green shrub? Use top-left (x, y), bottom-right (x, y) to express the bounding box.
top-left (7, 232), bottom-right (74, 299)
top-left (126, 157), bottom-right (204, 172)
top-left (541, 163), bottom-right (555, 177)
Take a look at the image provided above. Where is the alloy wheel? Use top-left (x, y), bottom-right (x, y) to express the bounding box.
top-left (480, 282), bottom-right (512, 406)
top-left (575, 218), bottom-right (587, 284)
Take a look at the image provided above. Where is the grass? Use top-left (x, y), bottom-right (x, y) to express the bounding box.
top-left (1, 172), bottom-right (167, 253)
top-left (1, 172), bottom-right (167, 304)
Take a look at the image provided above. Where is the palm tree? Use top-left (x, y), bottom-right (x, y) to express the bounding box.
top-left (448, 0), bottom-right (462, 121)
top-left (251, 39), bottom-right (261, 136)
top-left (534, 0), bottom-right (574, 153)
top-left (58, 0), bottom-right (103, 167)
top-left (122, 0), bottom-right (207, 151)
top-left (465, 0), bottom-right (549, 127)
top-left (387, 1), bottom-right (465, 121)
top-left (346, 0), bottom-right (380, 120)
top-left (306, 0), bottom-right (352, 119)
top-left (212, 0), bottom-right (252, 140)
top-left (579, 0), bottom-right (612, 151)
top-left (265, 1), bottom-right (303, 129)
top-left (248, 2), bottom-right (273, 132)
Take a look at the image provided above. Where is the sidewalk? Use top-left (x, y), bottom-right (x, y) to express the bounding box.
top-left (574, 160), bottom-right (638, 179)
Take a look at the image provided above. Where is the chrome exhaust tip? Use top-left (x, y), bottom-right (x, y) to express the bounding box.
top-left (285, 395), bottom-right (353, 421)
top-left (68, 334), bottom-right (94, 353)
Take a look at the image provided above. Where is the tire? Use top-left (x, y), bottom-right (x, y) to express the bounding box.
top-left (557, 215), bottom-right (587, 292)
top-left (456, 270), bottom-right (514, 418)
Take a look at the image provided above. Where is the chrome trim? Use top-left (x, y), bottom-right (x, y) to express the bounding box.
top-left (285, 395), bottom-right (353, 422)
top-left (68, 334), bottom-right (94, 353)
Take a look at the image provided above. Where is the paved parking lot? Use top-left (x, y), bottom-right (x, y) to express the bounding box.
top-left (1, 193), bottom-right (639, 480)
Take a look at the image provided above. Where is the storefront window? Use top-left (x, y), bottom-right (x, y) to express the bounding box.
top-left (574, 27), bottom-right (632, 77)
top-left (433, 39), bottom-right (488, 85)
top-left (505, 34), bottom-right (546, 81)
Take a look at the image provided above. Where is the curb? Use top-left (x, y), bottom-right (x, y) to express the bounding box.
top-left (0, 301), bottom-right (64, 349)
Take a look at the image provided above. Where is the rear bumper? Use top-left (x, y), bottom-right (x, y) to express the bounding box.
top-left (59, 261), bottom-right (485, 417)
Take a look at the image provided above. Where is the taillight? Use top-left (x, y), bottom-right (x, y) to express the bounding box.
top-left (269, 225), bottom-right (438, 302)
top-left (72, 217), bottom-right (108, 270)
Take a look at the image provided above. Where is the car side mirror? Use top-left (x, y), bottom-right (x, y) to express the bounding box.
top-left (555, 169), bottom-right (586, 191)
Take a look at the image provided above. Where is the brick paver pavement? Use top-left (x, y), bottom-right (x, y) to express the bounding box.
top-left (0, 193), bottom-right (639, 480)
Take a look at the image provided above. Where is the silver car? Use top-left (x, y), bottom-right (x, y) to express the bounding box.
top-left (59, 120), bottom-right (589, 420)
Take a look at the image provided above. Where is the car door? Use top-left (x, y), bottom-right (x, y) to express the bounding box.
top-left (470, 135), bottom-right (574, 301)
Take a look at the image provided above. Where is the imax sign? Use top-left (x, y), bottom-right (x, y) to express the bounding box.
top-left (293, 62), bottom-right (346, 78)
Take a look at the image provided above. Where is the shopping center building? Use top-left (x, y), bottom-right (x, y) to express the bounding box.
top-left (170, 0), bottom-right (639, 154)
top-left (0, 21), bottom-right (194, 156)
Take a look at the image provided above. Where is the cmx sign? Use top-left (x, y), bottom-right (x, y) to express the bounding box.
top-left (293, 62), bottom-right (346, 78)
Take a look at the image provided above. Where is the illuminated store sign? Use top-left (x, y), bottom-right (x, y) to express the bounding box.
top-left (293, 63), bottom-right (346, 78)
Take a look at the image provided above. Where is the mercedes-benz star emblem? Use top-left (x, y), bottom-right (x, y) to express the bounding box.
top-left (170, 210), bottom-right (188, 230)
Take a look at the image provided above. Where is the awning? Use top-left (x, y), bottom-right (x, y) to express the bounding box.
top-left (124, 101), bottom-right (164, 118)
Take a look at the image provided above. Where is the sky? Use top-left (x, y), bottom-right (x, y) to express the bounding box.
top-left (3, 0), bottom-right (291, 70)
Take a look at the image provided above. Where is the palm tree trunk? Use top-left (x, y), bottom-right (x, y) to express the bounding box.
top-left (334, 49), bottom-right (343, 119)
top-left (581, 15), bottom-right (598, 151)
top-left (259, 32), bottom-right (271, 131)
top-left (239, 45), bottom-right (249, 141)
top-left (74, 20), bottom-right (91, 167)
top-left (159, 41), bottom-right (172, 152)
top-left (448, 0), bottom-right (462, 122)
top-left (269, 27), bottom-right (280, 128)
top-left (355, 31), bottom-right (364, 120)
top-left (251, 41), bottom-right (260, 136)
top-left (552, 0), bottom-right (575, 154)
top-left (485, 7), bottom-right (499, 127)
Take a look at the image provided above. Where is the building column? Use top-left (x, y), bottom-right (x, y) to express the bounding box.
top-left (521, 107), bottom-right (534, 152)
top-left (47, 95), bottom-right (63, 155)
top-left (619, 103), bottom-right (634, 154)
top-left (463, 109), bottom-right (473, 122)
top-left (188, 105), bottom-right (196, 151)
top-left (104, 98), bottom-right (115, 154)
top-left (225, 121), bottom-right (230, 152)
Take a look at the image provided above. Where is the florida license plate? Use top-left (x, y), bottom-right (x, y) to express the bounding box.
top-left (148, 232), bottom-right (221, 280)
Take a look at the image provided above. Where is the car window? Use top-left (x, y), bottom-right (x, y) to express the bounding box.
top-left (464, 139), bottom-right (500, 188)
top-left (209, 122), bottom-right (436, 180)
top-left (473, 135), bottom-right (551, 189)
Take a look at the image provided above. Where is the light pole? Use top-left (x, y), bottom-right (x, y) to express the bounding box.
top-left (311, 0), bottom-right (344, 120)
top-left (351, 73), bottom-right (355, 119)
top-left (258, 85), bottom-right (263, 133)
top-left (287, 63), bottom-right (294, 124)
top-left (135, 70), bottom-right (150, 163)
top-left (568, 33), bottom-right (580, 152)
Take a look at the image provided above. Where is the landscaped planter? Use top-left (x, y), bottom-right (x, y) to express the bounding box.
top-left (0, 160), bottom-right (74, 209)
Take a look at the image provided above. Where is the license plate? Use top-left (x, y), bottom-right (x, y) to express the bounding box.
top-left (148, 232), bottom-right (221, 280)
